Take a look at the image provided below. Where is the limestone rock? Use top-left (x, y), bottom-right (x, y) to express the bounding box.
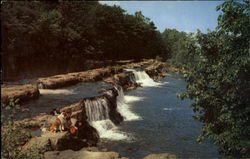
top-left (143, 153), bottom-right (177, 159)
top-left (145, 61), bottom-right (168, 80)
top-left (23, 130), bottom-right (89, 151)
top-left (103, 72), bottom-right (140, 91)
top-left (22, 136), bottom-right (51, 151)
top-left (1, 84), bottom-right (39, 104)
top-left (44, 149), bottom-right (128, 159)
top-left (17, 114), bottom-right (57, 128)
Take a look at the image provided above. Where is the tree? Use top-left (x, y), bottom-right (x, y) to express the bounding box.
top-left (2, 1), bottom-right (167, 80)
top-left (161, 29), bottom-right (193, 67)
top-left (180, 0), bottom-right (250, 157)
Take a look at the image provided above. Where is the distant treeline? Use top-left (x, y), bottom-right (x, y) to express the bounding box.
top-left (2, 2), bottom-right (167, 79)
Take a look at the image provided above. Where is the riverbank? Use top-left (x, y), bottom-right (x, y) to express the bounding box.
top-left (2, 59), bottom-right (175, 159)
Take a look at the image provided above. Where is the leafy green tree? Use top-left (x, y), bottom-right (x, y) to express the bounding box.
top-left (180, 0), bottom-right (250, 157)
top-left (161, 28), bottom-right (193, 67)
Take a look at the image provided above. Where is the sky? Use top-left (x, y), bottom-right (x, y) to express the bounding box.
top-left (99, 1), bottom-right (224, 33)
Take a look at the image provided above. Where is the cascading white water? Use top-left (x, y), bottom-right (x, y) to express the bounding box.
top-left (39, 89), bottom-right (75, 95)
top-left (125, 69), bottom-right (162, 87)
top-left (84, 97), bottom-right (128, 140)
top-left (84, 98), bottom-right (109, 121)
top-left (84, 68), bottom-right (160, 140)
top-left (115, 86), bottom-right (142, 121)
top-left (90, 120), bottom-right (127, 140)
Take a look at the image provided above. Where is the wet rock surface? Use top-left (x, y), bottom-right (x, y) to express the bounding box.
top-left (103, 72), bottom-right (140, 91)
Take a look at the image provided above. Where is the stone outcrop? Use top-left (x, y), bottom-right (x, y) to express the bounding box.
top-left (44, 149), bottom-right (129, 159)
top-left (20, 114), bottom-right (99, 151)
top-left (17, 114), bottom-right (56, 129)
top-left (36, 60), bottom-right (154, 89)
top-left (22, 136), bottom-right (51, 151)
top-left (22, 130), bottom-right (91, 151)
top-left (36, 67), bottom-right (123, 89)
top-left (1, 84), bottom-right (39, 104)
top-left (145, 61), bottom-right (170, 80)
top-left (104, 72), bottom-right (140, 91)
top-left (142, 153), bottom-right (177, 159)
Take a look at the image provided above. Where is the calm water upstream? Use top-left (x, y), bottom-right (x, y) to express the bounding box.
top-left (98, 74), bottom-right (220, 159)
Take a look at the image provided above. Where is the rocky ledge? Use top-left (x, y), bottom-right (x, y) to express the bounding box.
top-left (44, 148), bottom-right (129, 159)
top-left (143, 153), bottom-right (177, 159)
top-left (1, 84), bottom-right (40, 104)
top-left (36, 60), bottom-right (154, 89)
top-left (1, 59), bottom-right (161, 104)
top-left (145, 61), bottom-right (171, 80)
top-left (44, 149), bottom-right (176, 159)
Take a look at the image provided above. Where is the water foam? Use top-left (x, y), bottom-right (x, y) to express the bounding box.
top-left (83, 94), bottom-right (131, 140)
top-left (90, 120), bottom-right (128, 140)
top-left (116, 87), bottom-right (142, 121)
top-left (39, 89), bottom-right (75, 95)
top-left (124, 95), bottom-right (144, 103)
top-left (125, 69), bottom-right (162, 87)
top-left (163, 108), bottom-right (173, 111)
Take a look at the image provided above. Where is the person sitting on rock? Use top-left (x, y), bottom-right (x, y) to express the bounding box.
top-left (63, 109), bottom-right (78, 134)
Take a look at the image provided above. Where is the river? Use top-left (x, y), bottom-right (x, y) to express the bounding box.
top-left (11, 71), bottom-right (220, 158)
top-left (97, 73), bottom-right (220, 159)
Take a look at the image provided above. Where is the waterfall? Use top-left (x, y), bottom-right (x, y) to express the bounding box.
top-left (115, 85), bottom-right (142, 121)
top-left (84, 98), bottom-right (109, 121)
top-left (39, 89), bottom-right (75, 95)
top-left (83, 67), bottom-right (159, 140)
top-left (125, 69), bottom-right (162, 87)
top-left (84, 96), bottom-right (128, 140)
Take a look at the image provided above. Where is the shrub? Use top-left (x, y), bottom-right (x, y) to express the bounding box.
top-left (1, 99), bottom-right (44, 159)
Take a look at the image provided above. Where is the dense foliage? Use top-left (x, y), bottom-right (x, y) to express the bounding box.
top-left (2, 2), bottom-right (167, 79)
top-left (161, 28), bottom-right (200, 71)
top-left (1, 99), bottom-right (44, 159)
top-left (178, 0), bottom-right (250, 157)
top-left (162, 29), bottom-right (187, 64)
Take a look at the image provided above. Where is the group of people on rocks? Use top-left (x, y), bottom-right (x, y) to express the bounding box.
top-left (50, 108), bottom-right (78, 134)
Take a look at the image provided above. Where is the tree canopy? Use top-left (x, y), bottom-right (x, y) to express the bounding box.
top-left (177, 0), bottom-right (250, 157)
top-left (2, 2), bottom-right (167, 79)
